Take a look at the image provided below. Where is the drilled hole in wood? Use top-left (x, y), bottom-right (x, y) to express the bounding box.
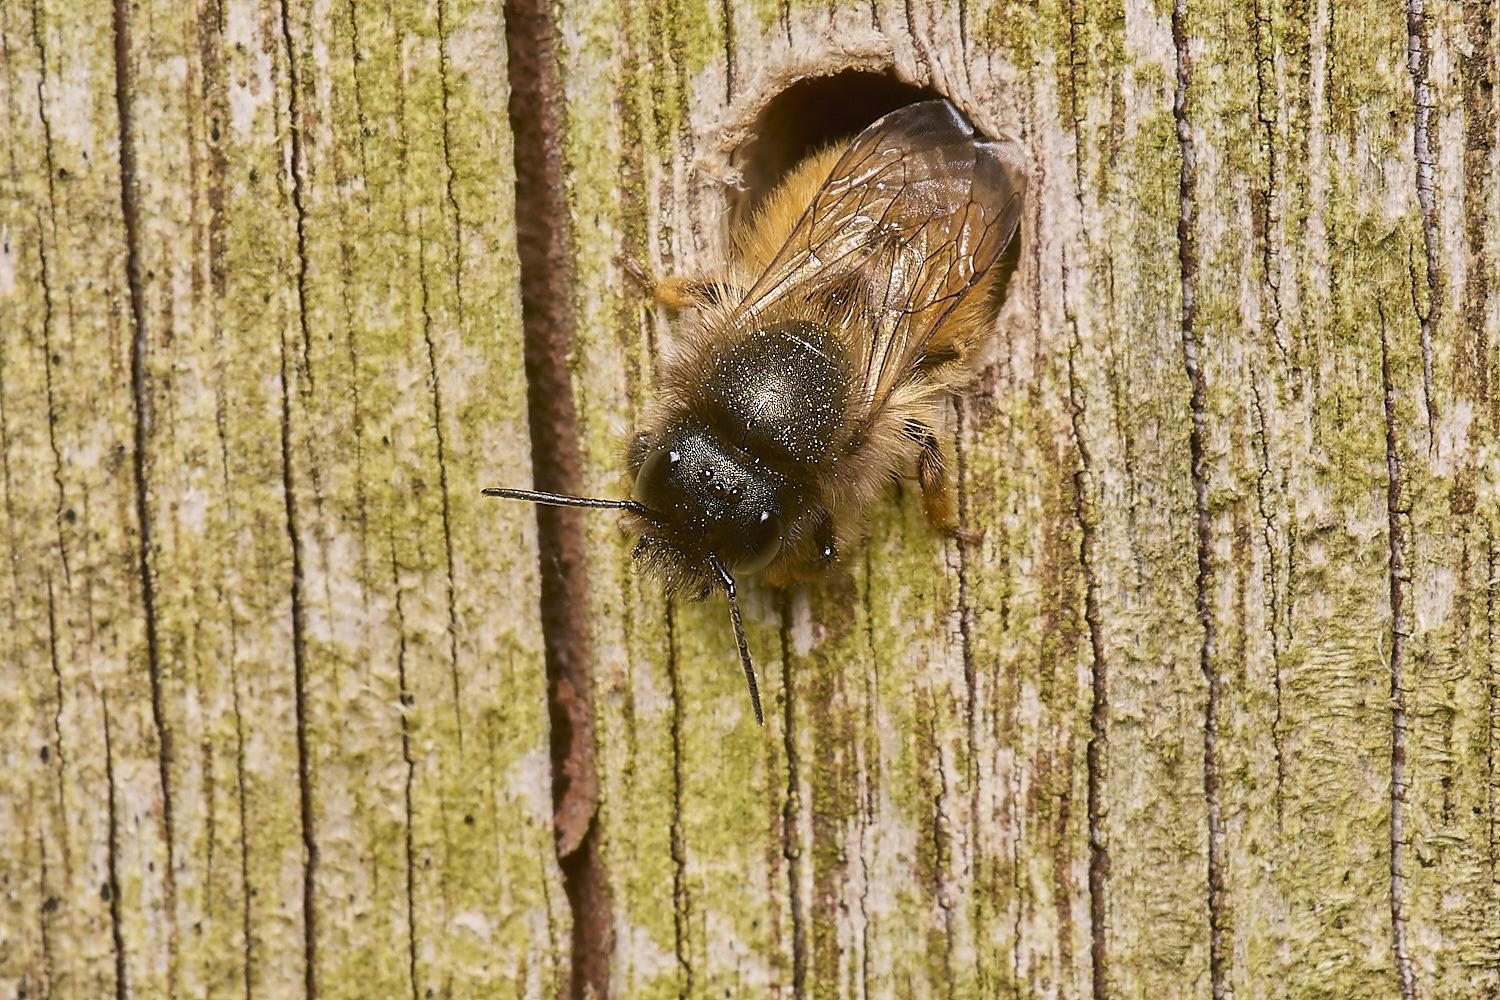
top-left (730, 70), bottom-right (939, 226)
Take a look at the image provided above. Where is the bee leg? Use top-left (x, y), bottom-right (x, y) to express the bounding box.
top-left (615, 259), bottom-right (740, 309)
top-left (914, 428), bottom-right (983, 545)
top-left (654, 276), bottom-right (738, 309)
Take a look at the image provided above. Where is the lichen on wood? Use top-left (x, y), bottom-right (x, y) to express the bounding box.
top-left (1, 0), bottom-right (1497, 997)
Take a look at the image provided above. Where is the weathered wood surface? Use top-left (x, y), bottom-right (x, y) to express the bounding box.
top-left (1, 0), bottom-right (1497, 997)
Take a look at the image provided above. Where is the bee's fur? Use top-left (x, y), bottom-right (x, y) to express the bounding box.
top-left (488, 99), bottom-right (1025, 724)
top-left (632, 103), bottom-right (1024, 591)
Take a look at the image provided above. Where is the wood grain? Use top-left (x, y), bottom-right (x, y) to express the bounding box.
top-left (1, 0), bottom-right (1496, 997)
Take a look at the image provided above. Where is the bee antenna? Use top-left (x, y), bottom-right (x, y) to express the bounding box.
top-left (713, 557), bottom-right (764, 727)
top-left (482, 486), bottom-right (652, 517)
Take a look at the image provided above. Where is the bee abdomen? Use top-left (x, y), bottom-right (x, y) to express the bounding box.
top-left (702, 320), bottom-right (853, 466)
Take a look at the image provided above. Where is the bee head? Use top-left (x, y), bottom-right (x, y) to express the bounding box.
top-left (631, 422), bottom-right (790, 580)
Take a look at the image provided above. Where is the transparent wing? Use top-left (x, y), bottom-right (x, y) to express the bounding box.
top-left (731, 99), bottom-right (1026, 415)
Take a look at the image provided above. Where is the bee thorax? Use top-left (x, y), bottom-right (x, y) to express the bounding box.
top-left (702, 320), bottom-right (852, 467)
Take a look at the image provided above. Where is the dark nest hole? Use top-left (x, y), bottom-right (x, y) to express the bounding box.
top-left (729, 71), bottom-right (941, 227)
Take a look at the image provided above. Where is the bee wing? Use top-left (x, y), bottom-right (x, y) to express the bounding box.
top-left (732, 99), bottom-right (1026, 415)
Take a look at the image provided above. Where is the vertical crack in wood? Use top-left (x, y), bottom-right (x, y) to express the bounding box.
top-left (432, 0), bottom-right (464, 746)
top-left (278, 308), bottom-right (318, 1000)
top-left (228, 622), bottom-right (255, 998)
top-left (435, 0), bottom-right (463, 312)
top-left (503, 0), bottom-right (611, 994)
top-left (278, 0), bottom-right (315, 393)
top-left (1250, 0), bottom-right (1288, 828)
top-left (38, 817), bottom-right (56, 992)
top-left (417, 233), bottom-right (464, 745)
top-left (1252, 0), bottom-right (1287, 358)
top-left (1461, 0), bottom-right (1495, 416)
top-left (113, 0), bottom-right (181, 987)
top-left (1488, 525), bottom-right (1498, 888)
top-left (665, 603), bottom-right (694, 999)
top-left (211, 303), bottom-right (256, 994)
top-left (274, 3), bottom-right (319, 993)
top-left (1173, 5), bottom-right (1227, 996)
top-left (1065, 263), bottom-right (1109, 1000)
top-left (951, 395), bottom-right (979, 988)
top-left (29, 0), bottom-right (71, 585)
top-left (1249, 380), bottom-right (1286, 826)
top-left (858, 559), bottom-right (878, 1000)
top-left (1, 286), bottom-right (17, 611)
top-left (389, 537), bottom-right (421, 1000)
top-left (927, 707), bottom-right (957, 996)
top-left (779, 610), bottom-right (807, 999)
top-left (957, 0), bottom-right (969, 74)
top-left (44, 571), bottom-right (70, 871)
top-left (1061, 0), bottom-right (1112, 984)
top-left (102, 693), bottom-right (128, 1000)
top-left (1379, 304), bottom-right (1417, 1000)
top-left (720, 0), bottom-right (733, 104)
top-left (1406, 0), bottom-right (1440, 449)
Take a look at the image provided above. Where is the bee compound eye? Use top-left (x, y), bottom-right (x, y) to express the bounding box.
top-left (634, 447), bottom-right (684, 512)
top-left (735, 510), bottom-right (782, 575)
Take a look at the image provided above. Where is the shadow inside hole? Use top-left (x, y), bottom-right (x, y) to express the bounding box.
top-left (730, 71), bottom-right (941, 228)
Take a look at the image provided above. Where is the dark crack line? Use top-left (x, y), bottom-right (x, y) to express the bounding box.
top-left (928, 708), bottom-right (957, 999)
top-left (1488, 524), bottom-right (1498, 888)
top-left (1173, 5), bottom-right (1227, 996)
top-left (103, 693), bottom-right (128, 1000)
top-left (435, 0), bottom-right (463, 312)
top-left (1249, 378), bottom-right (1286, 826)
top-left (0, 317), bottom-right (17, 661)
top-left (957, 0), bottom-right (968, 78)
top-left (45, 571), bottom-right (69, 867)
top-left (951, 396), bottom-right (979, 803)
top-left (343, 0), bottom-right (370, 187)
top-left (858, 559), bottom-right (877, 1000)
top-left (228, 617), bottom-right (254, 999)
top-left (779, 608), bottom-right (807, 1000)
top-left (1250, 0), bottom-right (1290, 830)
top-left (279, 318), bottom-right (318, 1000)
top-left (666, 603), bottom-right (693, 999)
top-left (950, 396), bottom-right (980, 988)
top-left (336, 243), bottom-right (370, 603)
top-left (1252, 0), bottom-right (1287, 359)
top-left (1063, 251), bottom-right (1109, 1000)
top-left (1406, 0), bottom-right (1439, 448)
top-left (38, 818), bottom-right (56, 993)
top-left (211, 296), bottom-right (254, 996)
top-left (1010, 749), bottom-right (1023, 987)
top-left (901, 0), bottom-right (935, 81)
top-left (336, 0), bottom-right (371, 604)
top-left (430, 0), bottom-right (465, 746)
top-left (1060, 10), bottom-right (1112, 979)
top-left (29, 0), bottom-right (71, 585)
top-left (114, 0), bottom-right (180, 987)
top-left (278, 0), bottom-right (315, 393)
top-left (389, 536), bottom-right (421, 1000)
top-left (1379, 303), bottom-right (1417, 1000)
top-left (274, 4), bottom-right (320, 994)
top-left (1461, 0), bottom-right (1494, 417)
top-left (503, 0), bottom-right (611, 992)
top-left (416, 234), bottom-right (464, 745)
top-left (721, 0), bottom-right (733, 104)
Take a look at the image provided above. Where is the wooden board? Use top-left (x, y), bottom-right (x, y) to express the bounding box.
top-left (0, 0), bottom-right (1495, 996)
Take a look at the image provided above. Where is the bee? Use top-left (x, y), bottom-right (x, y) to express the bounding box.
top-left (486, 98), bottom-right (1026, 726)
